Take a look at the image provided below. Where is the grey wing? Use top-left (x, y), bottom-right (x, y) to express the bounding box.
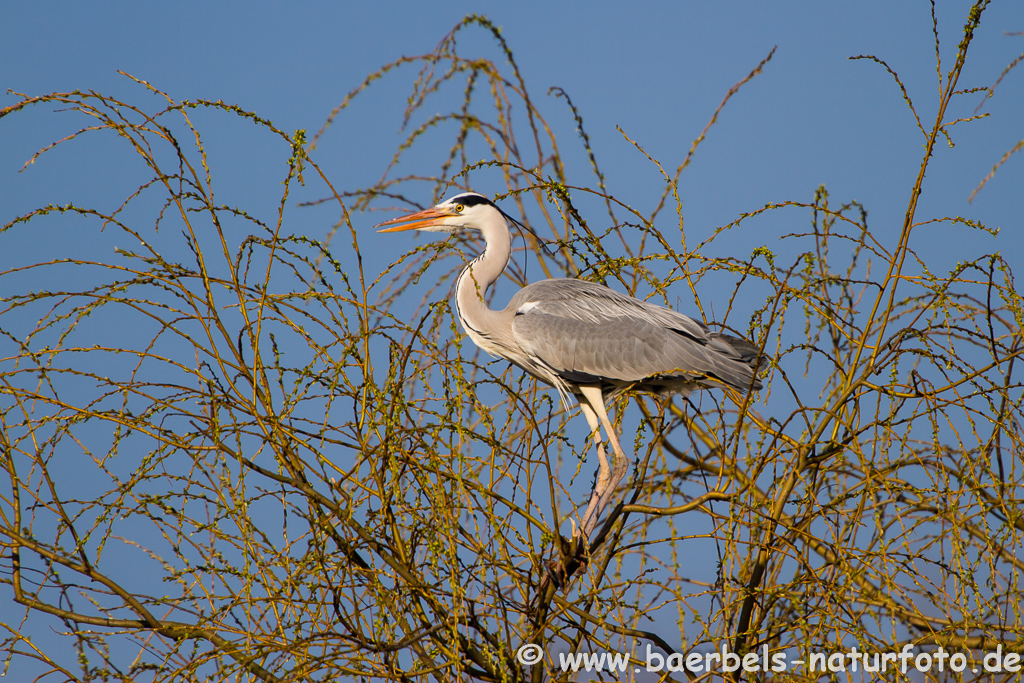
top-left (508, 279), bottom-right (761, 392)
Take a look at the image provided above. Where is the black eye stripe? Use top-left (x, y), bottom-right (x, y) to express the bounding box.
top-left (449, 193), bottom-right (495, 208)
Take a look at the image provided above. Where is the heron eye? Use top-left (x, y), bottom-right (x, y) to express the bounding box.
top-left (455, 204), bottom-right (465, 212)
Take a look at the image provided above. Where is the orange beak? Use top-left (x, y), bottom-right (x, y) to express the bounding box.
top-left (375, 207), bottom-right (452, 233)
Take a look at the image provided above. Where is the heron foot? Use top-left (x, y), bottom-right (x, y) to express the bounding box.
top-left (541, 544), bottom-right (590, 592)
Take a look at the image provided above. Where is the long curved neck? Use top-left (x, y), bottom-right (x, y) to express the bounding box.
top-left (455, 217), bottom-right (512, 343)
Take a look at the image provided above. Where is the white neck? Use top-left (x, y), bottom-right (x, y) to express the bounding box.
top-left (454, 214), bottom-right (512, 349)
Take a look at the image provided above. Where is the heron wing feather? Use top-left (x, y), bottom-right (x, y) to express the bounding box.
top-left (508, 279), bottom-right (760, 391)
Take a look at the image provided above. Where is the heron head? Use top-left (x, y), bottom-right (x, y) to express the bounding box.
top-left (376, 192), bottom-right (499, 234)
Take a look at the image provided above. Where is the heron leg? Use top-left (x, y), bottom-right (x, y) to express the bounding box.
top-left (575, 397), bottom-right (607, 537)
top-left (576, 385), bottom-right (631, 539)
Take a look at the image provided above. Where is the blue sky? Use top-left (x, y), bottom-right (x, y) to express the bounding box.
top-left (2, 1), bottom-right (1023, 678)
top-left (4, 2), bottom-right (1022, 292)
top-left (4, 2), bottom-right (1021, 456)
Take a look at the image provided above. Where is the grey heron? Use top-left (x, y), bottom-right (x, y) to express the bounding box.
top-left (377, 192), bottom-right (762, 542)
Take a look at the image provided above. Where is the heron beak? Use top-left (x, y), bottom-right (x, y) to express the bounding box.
top-left (375, 207), bottom-right (451, 233)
